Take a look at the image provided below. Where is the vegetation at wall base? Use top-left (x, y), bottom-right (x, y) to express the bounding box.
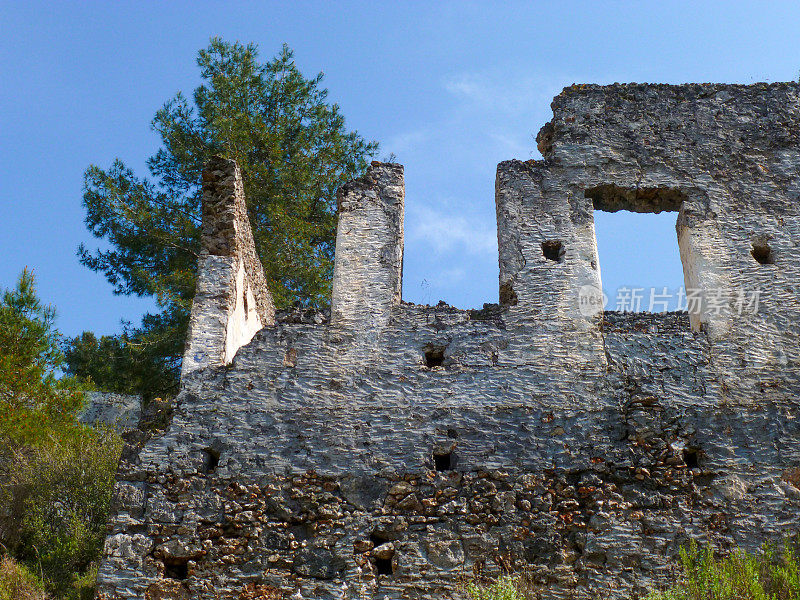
top-left (648, 540), bottom-right (800, 600)
top-left (3, 427), bottom-right (123, 599)
top-left (459, 567), bottom-right (539, 600)
top-left (0, 556), bottom-right (47, 600)
top-left (459, 540), bottom-right (800, 600)
top-left (465, 574), bottom-right (538, 600)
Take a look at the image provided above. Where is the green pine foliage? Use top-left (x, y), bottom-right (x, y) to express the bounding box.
top-left (0, 269), bottom-right (84, 446)
top-left (64, 329), bottom-right (178, 402)
top-left (69, 38), bottom-right (378, 399)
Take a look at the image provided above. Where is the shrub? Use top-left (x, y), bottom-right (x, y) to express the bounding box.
top-left (649, 539), bottom-right (800, 600)
top-left (2, 426), bottom-right (123, 599)
top-left (465, 574), bottom-right (537, 600)
top-left (0, 270), bottom-right (123, 599)
top-left (0, 556), bottom-right (47, 600)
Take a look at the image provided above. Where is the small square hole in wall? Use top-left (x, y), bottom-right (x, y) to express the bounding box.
top-left (541, 240), bottom-right (565, 262)
top-left (164, 557), bottom-right (189, 580)
top-left (751, 241), bottom-right (774, 265)
top-left (424, 346), bottom-right (445, 368)
top-left (202, 447), bottom-right (220, 473)
top-left (433, 451), bottom-right (453, 472)
top-left (374, 556), bottom-right (394, 575)
top-left (683, 447), bottom-right (700, 469)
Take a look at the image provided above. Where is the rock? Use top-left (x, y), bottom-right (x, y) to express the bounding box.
top-left (145, 581), bottom-right (190, 600)
top-left (79, 392), bottom-right (141, 431)
top-left (372, 543), bottom-right (395, 560)
top-left (426, 539), bottom-right (464, 569)
top-left (294, 546), bottom-right (346, 580)
top-left (353, 540), bottom-right (374, 553)
top-left (713, 474), bottom-right (748, 502)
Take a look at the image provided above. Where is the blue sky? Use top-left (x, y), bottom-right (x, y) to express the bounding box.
top-left (1, 1), bottom-right (799, 336)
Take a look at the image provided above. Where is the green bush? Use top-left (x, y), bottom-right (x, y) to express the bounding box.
top-left (649, 540), bottom-right (800, 600)
top-left (0, 556), bottom-right (47, 600)
top-left (0, 270), bottom-right (124, 599)
top-left (465, 574), bottom-right (537, 600)
top-left (5, 427), bottom-right (123, 599)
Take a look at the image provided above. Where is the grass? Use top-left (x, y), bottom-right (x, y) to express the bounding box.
top-left (649, 539), bottom-right (800, 600)
top-left (0, 556), bottom-right (47, 600)
top-left (463, 572), bottom-right (538, 600)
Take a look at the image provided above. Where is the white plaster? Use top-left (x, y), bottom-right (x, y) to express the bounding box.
top-left (224, 258), bottom-right (263, 364)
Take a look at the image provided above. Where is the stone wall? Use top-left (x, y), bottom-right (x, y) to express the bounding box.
top-left (78, 392), bottom-right (142, 431)
top-left (182, 156), bottom-right (275, 376)
top-left (97, 82), bottom-right (800, 600)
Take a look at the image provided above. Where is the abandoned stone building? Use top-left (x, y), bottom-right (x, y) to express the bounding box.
top-left (97, 82), bottom-right (800, 599)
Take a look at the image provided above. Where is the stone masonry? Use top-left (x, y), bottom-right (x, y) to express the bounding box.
top-left (97, 82), bottom-right (800, 600)
top-left (79, 392), bottom-right (142, 432)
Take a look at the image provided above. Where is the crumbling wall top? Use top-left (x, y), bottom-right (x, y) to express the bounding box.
top-left (181, 157), bottom-right (275, 377)
top-left (538, 83), bottom-right (800, 200)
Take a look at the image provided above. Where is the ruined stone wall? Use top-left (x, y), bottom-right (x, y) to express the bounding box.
top-left (98, 83), bottom-right (800, 600)
top-left (182, 156), bottom-right (275, 376)
top-left (533, 82), bottom-right (800, 391)
top-left (78, 392), bottom-right (142, 431)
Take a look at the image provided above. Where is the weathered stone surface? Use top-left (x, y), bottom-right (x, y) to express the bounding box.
top-left (78, 392), bottom-right (141, 430)
top-left (294, 546), bottom-right (347, 580)
top-left (98, 83), bottom-right (800, 600)
top-left (182, 156), bottom-right (275, 375)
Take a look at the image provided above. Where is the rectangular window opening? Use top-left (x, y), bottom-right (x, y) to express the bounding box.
top-left (586, 186), bottom-right (688, 319)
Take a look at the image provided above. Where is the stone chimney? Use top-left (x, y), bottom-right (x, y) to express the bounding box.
top-left (331, 162), bottom-right (404, 331)
top-left (181, 156), bottom-right (275, 378)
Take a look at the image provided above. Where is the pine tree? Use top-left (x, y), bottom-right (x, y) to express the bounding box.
top-left (0, 269), bottom-right (84, 446)
top-left (0, 272), bottom-right (123, 597)
top-left (68, 39), bottom-right (378, 397)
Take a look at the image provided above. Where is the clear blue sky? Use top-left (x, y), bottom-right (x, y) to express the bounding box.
top-left (2, 1), bottom-right (799, 336)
